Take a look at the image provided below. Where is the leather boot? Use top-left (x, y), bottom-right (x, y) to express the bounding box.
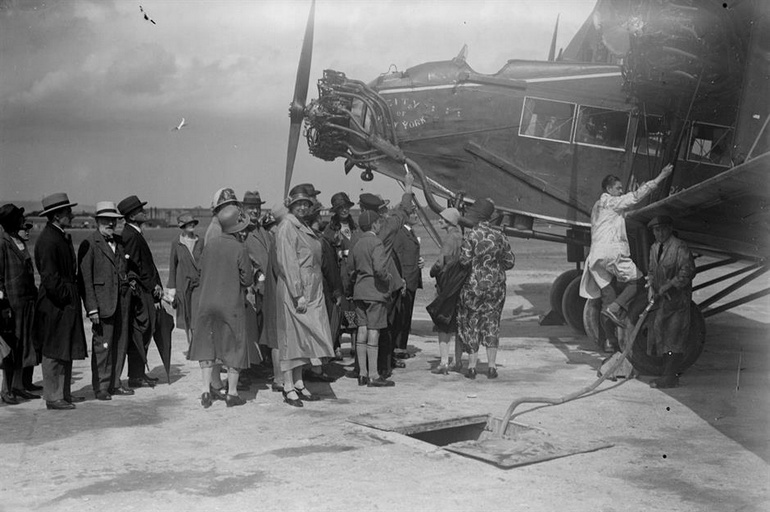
top-left (650, 352), bottom-right (682, 388)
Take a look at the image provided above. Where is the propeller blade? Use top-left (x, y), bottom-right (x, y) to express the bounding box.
top-left (284, 0), bottom-right (316, 196)
top-left (285, 121), bottom-right (302, 198)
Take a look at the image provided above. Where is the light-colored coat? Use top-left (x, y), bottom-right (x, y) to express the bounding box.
top-left (274, 214), bottom-right (333, 368)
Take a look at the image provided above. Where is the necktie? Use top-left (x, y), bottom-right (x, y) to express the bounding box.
top-left (657, 243), bottom-right (664, 262)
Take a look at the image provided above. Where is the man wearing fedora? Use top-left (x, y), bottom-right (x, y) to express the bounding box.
top-left (118, 195), bottom-right (162, 388)
top-left (33, 193), bottom-right (87, 410)
top-left (358, 172), bottom-right (414, 377)
top-left (646, 215), bottom-right (695, 389)
top-left (78, 202), bottom-right (135, 400)
top-left (392, 205), bottom-right (423, 360)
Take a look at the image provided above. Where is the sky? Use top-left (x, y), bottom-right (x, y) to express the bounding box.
top-left (0, 0), bottom-right (597, 210)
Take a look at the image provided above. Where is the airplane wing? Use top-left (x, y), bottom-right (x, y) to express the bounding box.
top-left (628, 151), bottom-right (770, 260)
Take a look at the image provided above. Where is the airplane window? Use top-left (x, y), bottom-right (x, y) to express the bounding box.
top-left (634, 115), bottom-right (665, 157)
top-left (519, 97), bottom-right (575, 143)
top-left (574, 105), bottom-right (629, 151)
top-left (687, 122), bottom-right (733, 167)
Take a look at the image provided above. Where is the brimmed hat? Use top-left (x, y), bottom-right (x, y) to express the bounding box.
top-left (464, 198), bottom-right (495, 225)
top-left (94, 201), bottom-right (123, 219)
top-left (290, 183), bottom-right (321, 197)
top-left (40, 193), bottom-right (78, 216)
top-left (358, 210), bottom-right (381, 231)
top-left (359, 193), bottom-right (389, 211)
top-left (242, 190), bottom-right (265, 207)
top-left (0, 204), bottom-right (25, 231)
top-left (177, 213), bottom-right (199, 228)
top-left (439, 207), bottom-right (460, 226)
top-left (117, 195), bottom-right (147, 217)
top-left (647, 215), bottom-right (673, 228)
top-left (330, 192), bottom-right (354, 211)
top-left (218, 205), bottom-right (249, 234)
top-left (211, 187), bottom-right (239, 211)
top-left (286, 192), bottom-right (315, 208)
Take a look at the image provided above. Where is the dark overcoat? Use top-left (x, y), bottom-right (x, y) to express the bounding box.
top-left (0, 232), bottom-right (38, 367)
top-left (33, 223), bottom-right (87, 361)
top-left (393, 225), bottom-right (423, 292)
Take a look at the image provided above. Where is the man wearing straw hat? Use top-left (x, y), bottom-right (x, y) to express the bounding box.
top-left (78, 201), bottom-right (135, 401)
top-left (117, 195), bottom-right (162, 389)
top-left (33, 192), bottom-right (87, 410)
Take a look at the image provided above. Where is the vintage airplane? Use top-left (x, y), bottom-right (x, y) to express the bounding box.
top-left (284, 0), bottom-right (769, 375)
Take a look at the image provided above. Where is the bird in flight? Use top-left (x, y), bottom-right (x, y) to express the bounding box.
top-left (172, 118), bottom-right (187, 131)
top-left (139, 5), bottom-right (156, 25)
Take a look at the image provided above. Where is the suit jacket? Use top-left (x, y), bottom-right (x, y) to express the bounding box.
top-left (121, 223), bottom-right (161, 299)
top-left (393, 225), bottom-right (422, 292)
top-left (78, 231), bottom-right (128, 319)
top-left (348, 231), bottom-right (392, 302)
top-left (33, 223), bottom-right (87, 361)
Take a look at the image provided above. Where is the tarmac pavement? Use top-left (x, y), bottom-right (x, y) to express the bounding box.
top-left (1, 270), bottom-right (768, 511)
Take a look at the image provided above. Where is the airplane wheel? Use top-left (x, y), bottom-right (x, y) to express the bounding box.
top-left (361, 170), bottom-right (374, 181)
top-left (549, 269), bottom-right (582, 318)
top-left (620, 301), bottom-right (706, 376)
top-left (561, 276), bottom-right (587, 334)
top-left (582, 298), bottom-right (607, 350)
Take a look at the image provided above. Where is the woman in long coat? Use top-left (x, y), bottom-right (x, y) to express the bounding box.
top-left (427, 208), bottom-right (467, 375)
top-left (0, 205), bottom-right (39, 402)
top-left (167, 214), bottom-right (203, 347)
top-left (189, 206), bottom-right (253, 408)
top-left (275, 188), bottom-right (334, 407)
top-left (456, 198), bottom-right (515, 379)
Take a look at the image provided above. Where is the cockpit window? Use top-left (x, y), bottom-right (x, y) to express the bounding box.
top-left (519, 97), bottom-right (575, 143)
top-left (686, 122), bottom-right (733, 167)
top-left (574, 105), bottom-right (629, 151)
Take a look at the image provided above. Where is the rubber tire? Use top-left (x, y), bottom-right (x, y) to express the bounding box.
top-left (561, 276), bottom-right (587, 334)
top-left (621, 301), bottom-right (706, 376)
top-left (549, 269), bottom-right (583, 317)
top-left (583, 298), bottom-right (608, 350)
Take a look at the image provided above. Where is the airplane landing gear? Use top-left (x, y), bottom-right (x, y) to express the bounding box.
top-left (361, 169), bottom-right (374, 181)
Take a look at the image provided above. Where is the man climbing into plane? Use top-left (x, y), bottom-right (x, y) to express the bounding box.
top-left (579, 163), bottom-right (673, 352)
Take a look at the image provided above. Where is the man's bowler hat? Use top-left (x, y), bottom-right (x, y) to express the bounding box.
top-left (117, 195), bottom-right (148, 218)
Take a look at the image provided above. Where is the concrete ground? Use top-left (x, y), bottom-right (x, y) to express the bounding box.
top-left (1, 267), bottom-right (768, 511)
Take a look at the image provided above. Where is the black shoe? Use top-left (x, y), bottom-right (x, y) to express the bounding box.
top-left (282, 390), bottom-right (303, 407)
top-left (210, 385), bottom-right (227, 401)
top-left (96, 390), bottom-right (112, 401)
top-left (225, 394), bottom-right (246, 407)
top-left (271, 382), bottom-right (284, 393)
top-left (394, 351), bottom-right (414, 359)
top-left (46, 399), bottom-right (75, 410)
top-left (1, 392), bottom-right (20, 405)
top-left (110, 386), bottom-right (135, 396)
top-left (391, 359), bottom-right (406, 369)
top-left (13, 388), bottom-right (40, 400)
top-left (200, 392), bottom-right (212, 409)
top-left (66, 395), bottom-right (86, 403)
top-left (466, 368), bottom-right (477, 380)
top-left (128, 377), bottom-right (155, 388)
top-left (367, 377), bottom-right (395, 387)
top-left (487, 367), bottom-right (498, 379)
top-left (295, 386), bottom-right (321, 401)
top-left (357, 376), bottom-right (369, 386)
top-left (25, 383), bottom-right (44, 392)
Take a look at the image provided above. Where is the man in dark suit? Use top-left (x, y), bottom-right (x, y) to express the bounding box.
top-left (33, 193), bottom-right (88, 410)
top-left (117, 195), bottom-right (162, 389)
top-left (78, 201), bottom-right (135, 400)
top-left (392, 207), bottom-right (423, 360)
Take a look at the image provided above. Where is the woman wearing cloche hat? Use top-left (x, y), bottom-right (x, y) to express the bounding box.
top-left (189, 206), bottom-right (253, 408)
top-left (166, 213), bottom-right (203, 347)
